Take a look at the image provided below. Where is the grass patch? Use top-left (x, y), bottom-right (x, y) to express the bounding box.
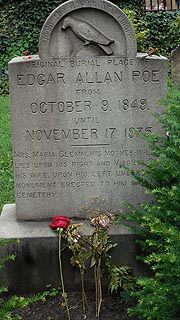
top-left (0, 95), bottom-right (14, 211)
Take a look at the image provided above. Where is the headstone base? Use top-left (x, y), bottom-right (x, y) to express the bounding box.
top-left (0, 204), bottom-right (148, 294)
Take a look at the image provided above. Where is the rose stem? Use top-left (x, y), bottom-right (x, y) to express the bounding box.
top-left (58, 229), bottom-right (71, 320)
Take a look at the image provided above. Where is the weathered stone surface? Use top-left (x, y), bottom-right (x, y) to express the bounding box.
top-left (171, 45), bottom-right (180, 85)
top-left (8, 0), bottom-right (168, 220)
top-left (39, 0), bottom-right (137, 58)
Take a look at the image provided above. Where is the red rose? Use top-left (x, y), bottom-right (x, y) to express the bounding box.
top-left (23, 50), bottom-right (29, 56)
top-left (49, 216), bottom-right (70, 230)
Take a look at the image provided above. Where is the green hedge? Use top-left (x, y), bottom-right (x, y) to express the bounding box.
top-left (122, 84), bottom-right (180, 320)
top-left (143, 11), bottom-right (180, 56)
top-left (0, 0), bottom-right (144, 57)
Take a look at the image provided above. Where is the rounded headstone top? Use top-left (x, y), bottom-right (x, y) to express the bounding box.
top-left (39, 0), bottom-right (137, 59)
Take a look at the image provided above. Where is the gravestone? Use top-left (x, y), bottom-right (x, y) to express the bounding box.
top-left (8, 0), bottom-right (168, 221)
top-left (0, 0), bottom-right (168, 293)
top-left (171, 45), bottom-right (180, 86)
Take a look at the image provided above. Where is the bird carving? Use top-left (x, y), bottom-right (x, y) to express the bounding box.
top-left (61, 16), bottom-right (114, 55)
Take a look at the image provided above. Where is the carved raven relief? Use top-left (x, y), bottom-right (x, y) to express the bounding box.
top-left (61, 16), bottom-right (114, 56)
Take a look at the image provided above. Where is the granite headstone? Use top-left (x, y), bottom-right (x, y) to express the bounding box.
top-left (8, 0), bottom-right (168, 220)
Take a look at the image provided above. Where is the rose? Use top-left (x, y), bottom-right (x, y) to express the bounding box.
top-left (23, 56), bottom-right (32, 60)
top-left (23, 50), bottom-right (29, 55)
top-left (49, 216), bottom-right (70, 230)
top-left (90, 214), bottom-right (114, 230)
top-left (49, 215), bottom-right (71, 320)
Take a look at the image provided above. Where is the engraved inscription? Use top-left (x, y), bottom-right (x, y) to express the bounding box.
top-left (119, 99), bottom-right (149, 111)
top-left (29, 98), bottom-right (152, 115)
top-left (16, 182), bottom-right (56, 188)
top-left (124, 126), bottom-right (152, 139)
top-left (73, 116), bottom-right (99, 125)
top-left (9, 0), bottom-right (168, 221)
top-left (75, 71), bottom-right (122, 84)
top-left (17, 73), bottom-right (65, 86)
top-left (26, 58), bottom-right (136, 69)
top-left (132, 70), bottom-right (159, 83)
top-left (30, 100), bottom-right (92, 114)
top-left (26, 128), bottom-right (99, 141)
top-left (16, 192), bottom-right (57, 199)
